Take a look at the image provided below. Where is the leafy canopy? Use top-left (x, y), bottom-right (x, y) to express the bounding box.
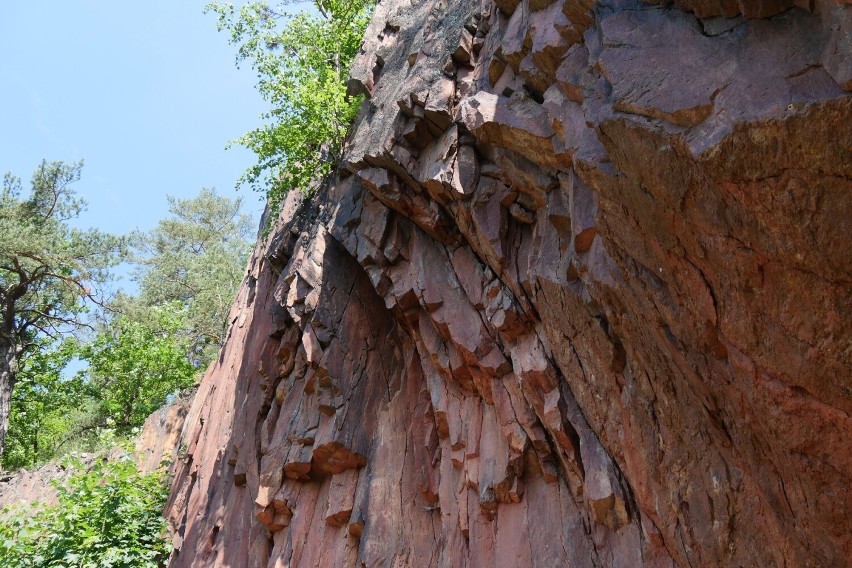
top-left (128, 188), bottom-right (254, 363)
top-left (78, 304), bottom-right (198, 435)
top-left (0, 160), bottom-right (126, 458)
top-left (2, 338), bottom-right (84, 470)
top-left (2, 187), bottom-right (252, 470)
top-left (206, 0), bottom-right (374, 210)
top-left (0, 453), bottom-right (171, 568)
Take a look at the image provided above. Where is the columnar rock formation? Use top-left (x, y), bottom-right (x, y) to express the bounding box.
top-left (165, 1), bottom-right (851, 566)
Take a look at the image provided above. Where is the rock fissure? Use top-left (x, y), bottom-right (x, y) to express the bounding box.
top-left (165, 0), bottom-right (851, 566)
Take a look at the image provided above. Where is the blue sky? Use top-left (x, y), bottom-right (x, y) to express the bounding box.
top-left (0, 0), bottom-right (271, 236)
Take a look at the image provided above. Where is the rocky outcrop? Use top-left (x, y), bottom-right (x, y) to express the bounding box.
top-left (0, 461), bottom-right (69, 514)
top-left (165, 1), bottom-right (851, 567)
top-left (136, 394), bottom-right (193, 473)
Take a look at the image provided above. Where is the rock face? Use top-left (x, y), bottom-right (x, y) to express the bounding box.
top-left (136, 395), bottom-right (193, 473)
top-left (165, 1), bottom-right (851, 567)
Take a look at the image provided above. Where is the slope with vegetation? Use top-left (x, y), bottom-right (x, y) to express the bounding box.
top-left (0, 453), bottom-right (171, 568)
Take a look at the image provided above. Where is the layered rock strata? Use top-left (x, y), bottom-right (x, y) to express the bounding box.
top-left (165, 1), bottom-right (851, 567)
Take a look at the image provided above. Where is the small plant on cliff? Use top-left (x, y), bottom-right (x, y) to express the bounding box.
top-left (0, 453), bottom-right (171, 568)
top-left (206, 0), bottom-right (375, 211)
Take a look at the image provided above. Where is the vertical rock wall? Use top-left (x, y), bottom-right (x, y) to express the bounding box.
top-left (166, 1), bottom-right (851, 567)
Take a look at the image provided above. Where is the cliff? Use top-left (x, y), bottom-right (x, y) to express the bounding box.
top-left (164, 1), bottom-right (852, 567)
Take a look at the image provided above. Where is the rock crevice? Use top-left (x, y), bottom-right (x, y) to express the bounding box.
top-left (166, 1), bottom-right (851, 566)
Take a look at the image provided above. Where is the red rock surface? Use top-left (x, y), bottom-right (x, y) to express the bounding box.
top-left (136, 394), bottom-right (192, 473)
top-left (165, 1), bottom-right (851, 567)
top-left (0, 461), bottom-right (68, 514)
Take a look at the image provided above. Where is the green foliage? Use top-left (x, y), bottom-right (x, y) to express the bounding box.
top-left (0, 454), bottom-right (171, 568)
top-left (1, 305), bottom-right (204, 470)
top-left (2, 339), bottom-right (84, 470)
top-left (206, 0), bottom-right (374, 210)
top-left (3, 341), bottom-right (77, 468)
top-left (2, 188), bottom-right (251, 469)
top-left (1, 160), bottom-right (126, 458)
top-left (0, 161), bottom-right (126, 339)
top-left (78, 304), bottom-right (198, 434)
top-left (4, 305), bottom-right (200, 470)
top-left (128, 188), bottom-right (254, 363)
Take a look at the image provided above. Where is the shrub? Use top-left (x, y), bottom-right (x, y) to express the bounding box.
top-left (0, 454), bottom-right (171, 568)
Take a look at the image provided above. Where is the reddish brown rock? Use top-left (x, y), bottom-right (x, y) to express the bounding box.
top-left (135, 395), bottom-right (192, 473)
top-left (166, 1), bottom-right (851, 567)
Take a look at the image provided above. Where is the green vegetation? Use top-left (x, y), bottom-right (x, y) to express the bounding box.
top-left (128, 188), bottom-right (254, 363)
top-left (1, 173), bottom-right (252, 471)
top-left (0, 453), bottom-right (171, 568)
top-left (0, 160), bottom-right (126, 459)
top-left (2, 338), bottom-right (83, 469)
top-left (78, 305), bottom-right (198, 436)
top-left (206, 0), bottom-right (374, 210)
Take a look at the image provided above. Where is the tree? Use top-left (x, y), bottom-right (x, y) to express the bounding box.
top-left (206, 0), bottom-right (375, 210)
top-left (78, 304), bottom-right (198, 435)
top-left (0, 160), bottom-right (125, 459)
top-left (128, 188), bottom-right (254, 364)
top-left (2, 188), bottom-right (252, 469)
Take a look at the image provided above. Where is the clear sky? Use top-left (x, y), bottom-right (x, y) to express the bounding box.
top-left (0, 0), bottom-right (270, 236)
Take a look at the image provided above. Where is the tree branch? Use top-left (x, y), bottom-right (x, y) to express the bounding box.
top-left (316, 0), bottom-right (329, 20)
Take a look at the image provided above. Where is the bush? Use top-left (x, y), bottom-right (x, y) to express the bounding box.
top-left (0, 454), bottom-right (171, 568)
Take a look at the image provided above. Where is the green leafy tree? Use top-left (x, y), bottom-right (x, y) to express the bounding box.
top-left (78, 304), bottom-right (197, 435)
top-left (3, 189), bottom-right (251, 468)
top-left (0, 453), bottom-right (171, 568)
top-left (128, 188), bottom-right (254, 364)
top-left (206, 0), bottom-right (375, 209)
top-left (2, 338), bottom-right (85, 470)
top-left (0, 160), bottom-right (125, 459)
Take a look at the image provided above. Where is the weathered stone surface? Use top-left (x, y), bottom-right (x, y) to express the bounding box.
top-left (166, 1), bottom-right (851, 567)
top-left (136, 395), bottom-right (192, 473)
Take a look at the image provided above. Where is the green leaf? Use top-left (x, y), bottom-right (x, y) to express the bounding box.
top-left (206, 1), bottom-right (374, 213)
top-left (0, 456), bottom-right (171, 567)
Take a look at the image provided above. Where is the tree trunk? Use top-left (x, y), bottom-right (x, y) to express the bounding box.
top-left (0, 341), bottom-right (19, 462)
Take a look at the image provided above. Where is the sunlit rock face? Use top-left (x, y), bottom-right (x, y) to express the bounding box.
top-left (165, 1), bottom-right (851, 566)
